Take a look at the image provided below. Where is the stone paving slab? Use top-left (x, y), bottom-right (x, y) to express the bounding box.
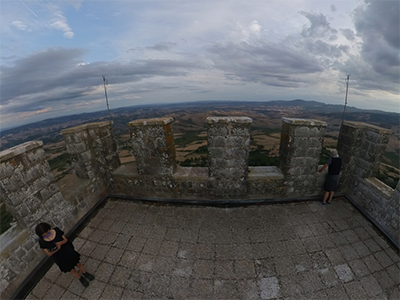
top-left (26, 197), bottom-right (400, 299)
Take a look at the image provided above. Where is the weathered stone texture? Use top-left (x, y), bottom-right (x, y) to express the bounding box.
top-left (337, 121), bottom-right (391, 191)
top-left (206, 117), bottom-right (252, 198)
top-left (279, 118), bottom-right (327, 197)
top-left (61, 121), bottom-right (120, 183)
top-left (1, 116), bottom-right (398, 299)
top-left (0, 141), bottom-right (78, 299)
top-left (128, 118), bottom-right (176, 176)
top-left (0, 141), bottom-right (73, 228)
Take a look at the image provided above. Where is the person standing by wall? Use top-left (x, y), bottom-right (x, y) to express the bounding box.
top-left (317, 149), bottom-right (343, 205)
top-left (35, 223), bottom-right (95, 287)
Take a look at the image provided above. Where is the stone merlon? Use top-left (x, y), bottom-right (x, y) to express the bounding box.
top-left (0, 141), bottom-right (43, 163)
top-left (127, 117), bottom-right (174, 127)
top-left (206, 116), bottom-right (253, 124)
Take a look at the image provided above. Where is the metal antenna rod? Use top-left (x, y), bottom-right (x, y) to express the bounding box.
top-left (342, 74), bottom-right (350, 123)
top-left (102, 75), bottom-right (112, 125)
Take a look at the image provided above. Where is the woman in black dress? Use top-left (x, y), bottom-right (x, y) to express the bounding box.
top-left (317, 149), bottom-right (343, 205)
top-left (35, 223), bottom-right (95, 287)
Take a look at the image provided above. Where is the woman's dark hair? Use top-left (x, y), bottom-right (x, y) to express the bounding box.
top-left (35, 223), bottom-right (51, 238)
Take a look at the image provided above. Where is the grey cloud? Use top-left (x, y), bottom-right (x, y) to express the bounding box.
top-left (340, 28), bottom-right (355, 41)
top-left (336, 55), bottom-right (399, 94)
top-left (0, 47), bottom-right (205, 113)
top-left (207, 40), bottom-right (323, 87)
top-left (355, 0), bottom-right (399, 50)
top-left (299, 11), bottom-right (337, 38)
top-left (146, 42), bottom-right (176, 51)
top-left (330, 5), bottom-right (336, 12)
top-left (348, 0), bottom-right (399, 86)
top-left (2, 88), bottom-right (94, 114)
top-left (303, 40), bottom-right (349, 59)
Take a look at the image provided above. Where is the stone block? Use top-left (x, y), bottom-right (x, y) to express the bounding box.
top-left (79, 150), bottom-right (92, 161)
top-left (209, 136), bottom-right (226, 148)
top-left (0, 172), bottom-right (26, 193)
top-left (22, 238), bottom-right (36, 252)
top-left (209, 158), bottom-right (227, 168)
top-left (292, 126), bottom-right (320, 137)
top-left (0, 141), bottom-right (43, 163)
top-left (208, 148), bottom-right (225, 159)
top-left (226, 136), bottom-right (250, 148)
top-left (26, 148), bottom-right (46, 165)
top-left (155, 137), bottom-right (167, 149)
top-left (30, 176), bottom-right (52, 194)
top-left (66, 141), bottom-right (87, 154)
top-left (22, 248), bottom-right (37, 264)
top-left (206, 116), bottom-right (252, 125)
top-left (208, 125), bottom-right (229, 137)
top-left (0, 161), bottom-right (16, 180)
top-left (18, 204), bottom-right (31, 218)
top-left (226, 148), bottom-right (248, 159)
top-left (231, 126), bottom-right (251, 136)
top-left (7, 188), bottom-right (31, 206)
top-left (40, 183), bottom-right (60, 201)
top-left (14, 247), bottom-right (27, 260)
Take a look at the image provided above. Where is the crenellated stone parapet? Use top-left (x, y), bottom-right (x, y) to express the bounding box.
top-left (128, 117), bottom-right (177, 176)
top-left (279, 118), bottom-right (327, 196)
top-left (0, 141), bottom-right (74, 228)
top-left (1, 115), bottom-right (397, 299)
top-left (0, 142), bottom-right (76, 299)
top-left (337, 121), bottom-right (391, 189)
top-left (206, 117), bottom-right (252, 197)
top-left (61, 121), bottom-right (120, 184)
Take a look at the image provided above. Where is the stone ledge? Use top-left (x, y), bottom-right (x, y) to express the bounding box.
top-left (248, 166), bottom-right (284, 180)
top-left (173, 166), bottom-right (208, 180)
top-left (0, 141), bottom-right (43, 162)
top-left (61, 121), bottom-right (112, 135)
top-left (282, 118), bottom-right (327, 127)
top-left (343, 121), bottom-right (392, 134)
top-left (206, 117), bottom-right (253, 124)
top-left (0, 223), bottom-right (27, 254)
top-left (364, 177), bottom-right (394, 199)
top-left (128, 117), bottom-right (173, 127)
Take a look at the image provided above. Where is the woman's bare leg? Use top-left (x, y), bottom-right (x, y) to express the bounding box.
top-left (71, 268), bottom-right (81, 279)
top-left (322, 191), bottom-right (329, 203)
top-left (328, 191), bottom-right (335, 202)
top-left (76, 262), bottom-right (86, 274)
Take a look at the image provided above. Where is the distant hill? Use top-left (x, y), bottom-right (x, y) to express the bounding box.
top-left (1, 99), bottom-right (399, 151)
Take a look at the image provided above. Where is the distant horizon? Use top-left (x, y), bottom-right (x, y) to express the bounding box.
top-left (1, 98), bottom-right (398, 132)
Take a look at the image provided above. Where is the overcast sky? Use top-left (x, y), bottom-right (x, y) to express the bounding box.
top-left (1, 0), bottom-right (399, 129)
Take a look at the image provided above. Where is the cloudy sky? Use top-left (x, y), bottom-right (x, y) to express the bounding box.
top-left (1, 0), bottom-right (399, 129)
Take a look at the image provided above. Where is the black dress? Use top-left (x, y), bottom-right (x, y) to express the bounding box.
top-left (38, 227), bottom-right (81, 272)
top-left (323, 157), bottom-right (342, 191)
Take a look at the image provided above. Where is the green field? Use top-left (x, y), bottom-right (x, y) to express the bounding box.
top-left (174, 131), bottom-right (206, 147)
top-left (48, 153), bottom-right (71, 171)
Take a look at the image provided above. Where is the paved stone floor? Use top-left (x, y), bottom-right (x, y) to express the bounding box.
top-left (27, 197), bottom-right (399, 299)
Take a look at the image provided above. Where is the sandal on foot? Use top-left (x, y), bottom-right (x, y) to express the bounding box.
top-left (83, 272), bottom-right (95, 281)
top-left (79, 277), bottom-right (89, 287)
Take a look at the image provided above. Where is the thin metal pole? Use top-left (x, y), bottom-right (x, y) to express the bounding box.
top-left (342, 75), bottom-right (350, 123)
top-left (102, 75), bottom-right (117, 148)
top-left (102, 75), bottom-right (112, 125)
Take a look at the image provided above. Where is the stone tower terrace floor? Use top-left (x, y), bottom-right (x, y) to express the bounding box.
top-left (26, 197), bottom-right (399, 300)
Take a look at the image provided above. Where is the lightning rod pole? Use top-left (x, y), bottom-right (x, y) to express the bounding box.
top-left (342, 75), bottom-right (350, 124)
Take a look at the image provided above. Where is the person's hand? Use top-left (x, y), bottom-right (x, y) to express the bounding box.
top-left (56, 242), bottom-right (62, 249)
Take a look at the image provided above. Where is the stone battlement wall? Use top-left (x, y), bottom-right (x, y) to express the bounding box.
top-left (0, 117), bottom-right (398, 299)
